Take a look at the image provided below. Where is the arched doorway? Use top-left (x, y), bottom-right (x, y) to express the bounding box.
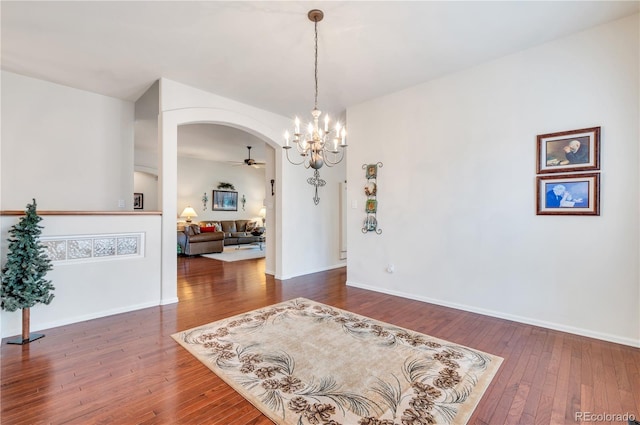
top-left (158, 107), bottom-right (282, 304)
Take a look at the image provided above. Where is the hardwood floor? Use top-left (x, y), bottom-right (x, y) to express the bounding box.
top-left (2, 256), bottom-right (639, 424)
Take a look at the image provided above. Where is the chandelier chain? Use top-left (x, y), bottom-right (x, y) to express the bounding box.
top-left (314, 19), bottom-right (319, 110)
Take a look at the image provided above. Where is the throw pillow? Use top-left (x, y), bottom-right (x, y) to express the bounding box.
top-left (213, 222), bottom-right (222, 231)
top-left (200, 227), bottom-right (218, 233)
top-left (246, 221), bottom-right (257, 232)
top-left (192, 225), bottom-right (201, 234)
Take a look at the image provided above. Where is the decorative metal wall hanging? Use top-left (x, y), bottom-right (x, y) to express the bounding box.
top-left (202, 192), bottom-right (208, 210)
top-left (362, 162), bottom-right (382, 234)
top-left (241, 194), bottom-right (246, 211)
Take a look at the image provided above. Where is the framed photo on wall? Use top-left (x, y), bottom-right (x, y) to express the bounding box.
top-left (536, 173), bottom-right (600, 216)
top-left (536, 126), bottom-right (600, 174)
top-left (212, 190), bottom-right (238, 211)
top-left (133, 193), bottom-right (143, 209)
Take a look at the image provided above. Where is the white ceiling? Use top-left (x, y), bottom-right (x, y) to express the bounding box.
top-left (178, 123), bottom-right (267, 164)
top-left (2, 1), bottom-right (638, 163)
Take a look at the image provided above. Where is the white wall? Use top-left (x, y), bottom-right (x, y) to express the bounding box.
top-left (177, 156), bottom-right (265, 222)
top-left (1, 71), bottom-right (134, 210)
top-left (1, 72), bottom-right (164, 338)
top-left (346, 15), bottom-right (639, 346)
top-left (0, 214), bottom-right (162, 338)
top-left (134, 80), bottom-right (160, 174)
top-left (133, 171), bottom-right (158, 211)
top-left (158, 79), bottom-right (346, 297)
top-left (263, 145), bottom-right (276, 275)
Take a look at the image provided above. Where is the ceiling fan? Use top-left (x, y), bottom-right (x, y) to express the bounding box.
top-left (233, 146), bottom-right (265, 168)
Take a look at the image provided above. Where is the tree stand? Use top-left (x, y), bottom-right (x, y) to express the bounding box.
top-left (6, 308), bottom-right (44, 345)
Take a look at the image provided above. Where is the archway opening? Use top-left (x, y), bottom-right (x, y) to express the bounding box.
top-left (159, 107), bottom-right (282, 304)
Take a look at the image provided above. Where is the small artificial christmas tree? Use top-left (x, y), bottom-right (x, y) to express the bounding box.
top-left (1, 199), bottom-right (54, 344)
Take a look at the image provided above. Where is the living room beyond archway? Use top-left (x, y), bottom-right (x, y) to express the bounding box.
top-left (176, 123), bottom-right (271, 263)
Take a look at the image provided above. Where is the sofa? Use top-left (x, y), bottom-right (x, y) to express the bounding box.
top-left (199, 220), bottom-right (264, 246)
top-left (178, 219), bottom-right (264, 256)
top-left (178, 224), bottom-right (224, 255)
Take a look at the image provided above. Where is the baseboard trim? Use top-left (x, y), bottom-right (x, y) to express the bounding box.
top-left (160, 297), bottom-right (179, 305)
top-left (1, 300), bottom-right (162, 338)
top-left (346, 280), bottom-right (639, 348)
top-left (278, 263), bottom-right (346, 281)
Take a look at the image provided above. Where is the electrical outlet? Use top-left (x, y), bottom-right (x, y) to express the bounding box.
top-left (351, 200), bottom-right (358, 209)
top-left (118, 199), bottom-right (125, 208)
top-left (386, 264), bottom-right (395, 273)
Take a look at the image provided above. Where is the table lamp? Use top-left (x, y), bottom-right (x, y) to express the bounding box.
top-left (180, 206), bottom-right (198, 224)
top-left (259, 207), bottom-right (266, 225)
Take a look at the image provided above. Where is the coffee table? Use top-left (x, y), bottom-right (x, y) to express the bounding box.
top-left (236, 235), bottom-right (265, 251)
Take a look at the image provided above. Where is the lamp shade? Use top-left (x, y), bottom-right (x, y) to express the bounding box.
top-left (180, 206), bottom-right (198, 223)
top-left (259, 207), bottom-right (266, 218)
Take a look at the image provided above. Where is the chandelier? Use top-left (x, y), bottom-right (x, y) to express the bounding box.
top-left (284, 9), bottom-right (347, 205)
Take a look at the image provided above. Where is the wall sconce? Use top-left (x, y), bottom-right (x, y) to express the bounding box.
top-left (202, 192), bottom-right (208, 210)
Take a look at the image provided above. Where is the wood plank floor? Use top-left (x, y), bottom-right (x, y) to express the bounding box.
top-left (2, 256), bottom-right (639, 424)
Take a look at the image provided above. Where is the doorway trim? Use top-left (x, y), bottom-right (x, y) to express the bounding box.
top-left (159, 107), bottom-right (282, 304)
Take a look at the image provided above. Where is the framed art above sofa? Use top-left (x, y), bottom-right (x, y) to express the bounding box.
top-left (212, 190), bottom-right (238, 211)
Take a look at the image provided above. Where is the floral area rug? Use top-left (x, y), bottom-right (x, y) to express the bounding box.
top-left (171, 298), bottom-right (503, 425)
